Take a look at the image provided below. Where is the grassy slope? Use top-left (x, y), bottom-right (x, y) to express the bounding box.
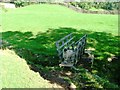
top-left (1, 28), bottom-right (119, 88)
top-left (0, 49), bottom-right (62, 88)
top-left (1, 4), bottom-right (118, 35)
top-left (0, 4), bottom-right (119, 88)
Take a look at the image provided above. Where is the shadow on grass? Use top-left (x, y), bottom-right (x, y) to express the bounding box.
top-left (1, 27), bottom-right (120, 88)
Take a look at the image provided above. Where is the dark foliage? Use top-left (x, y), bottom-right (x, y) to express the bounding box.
top-left (70, 2), bottom-right (119, 10)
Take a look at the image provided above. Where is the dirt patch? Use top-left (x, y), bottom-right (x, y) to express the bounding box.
top-left (29, 65), bottom-right (76, 89)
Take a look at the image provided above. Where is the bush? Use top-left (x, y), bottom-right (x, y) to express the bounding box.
top-left (70, 2), bottom-right (76, 7)
top-left (14, 0), bottom-right (24, 7)
top-left (70, 2), bottom-right (119, 10)
top-left (77, 2), bottom-right (91, 10)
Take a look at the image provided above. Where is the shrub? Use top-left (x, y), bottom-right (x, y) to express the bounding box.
top-left (70, 2), bottom-right (76, 7)
top-left (14, 0), bottom-right (24, 8)
top-left (77, 2), bottom-right (91, 10)
top-left (70, 2), bottom-right (119, 10)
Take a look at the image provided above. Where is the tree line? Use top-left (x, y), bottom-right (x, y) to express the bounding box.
top-left (70, 2), bottom-right (119, 10)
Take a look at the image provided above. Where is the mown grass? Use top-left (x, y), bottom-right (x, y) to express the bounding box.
top-left (1, 4), bottom-right (119, 88)
top-left (1, 4), bottom-right (118, 35)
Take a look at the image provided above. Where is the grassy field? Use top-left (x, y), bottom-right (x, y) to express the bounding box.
top-left (1, 4), bottom-right (119, 88)
top-left (1, 4), bottom-right (118, 35)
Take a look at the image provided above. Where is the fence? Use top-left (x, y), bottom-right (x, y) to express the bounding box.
top-left (56, 33), bottom-right (87, 67)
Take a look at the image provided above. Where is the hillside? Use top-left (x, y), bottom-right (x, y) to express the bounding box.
top-left (1, 4), bottom-right (119, 89)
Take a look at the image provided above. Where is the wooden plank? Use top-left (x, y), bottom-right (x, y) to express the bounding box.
top-left (75, 34), bottom-right (87, 45)
top-left (56, 33), bottom-right (72, 44)
top-left (68, 41), bottom-right (75, 48)
top-left (59, 62), bottom-right (74, 67)
top-left (57, 37), bottom-right (74, 50)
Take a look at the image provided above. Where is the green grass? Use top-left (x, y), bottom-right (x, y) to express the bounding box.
top-left (0, 49), bottom-right (62, 88)
top-left (1, 4), bottom-right (119, 88)
top-left (1, 4), bottom-right (118, 35)
top-left (1, 28), bottom-right (120, 88)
